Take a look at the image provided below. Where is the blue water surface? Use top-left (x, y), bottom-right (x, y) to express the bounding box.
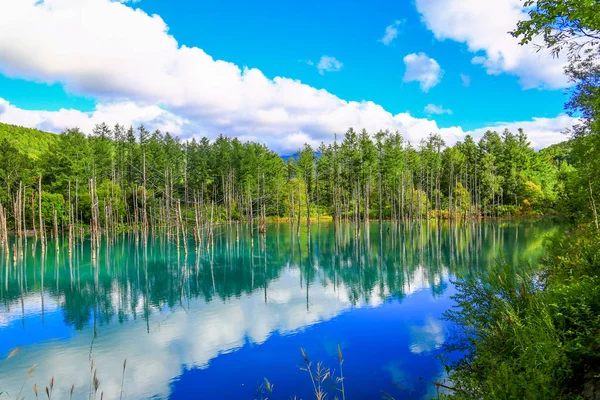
top-left (0, 221), bottom-right (558, 399)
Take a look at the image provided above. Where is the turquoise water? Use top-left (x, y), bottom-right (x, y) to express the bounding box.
top-left (0, 221), bottom-right (559, 399)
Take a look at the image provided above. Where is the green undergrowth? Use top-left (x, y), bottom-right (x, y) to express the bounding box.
top-left (442, 224), bottom-right (600, 399)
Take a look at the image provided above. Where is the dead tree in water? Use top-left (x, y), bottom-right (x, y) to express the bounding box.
top-left (259, 172), bottom-right (267, 235)
top-left (38, 176), bottom-right (44, 244)
top-left (89, 178), bottom-right (100, 260)
top-left (53, 207), bottom-right (59, 255)
top-left (0, 203), bottom-right (8, 254)
top-left (208, 201), bottom-right (214, 247)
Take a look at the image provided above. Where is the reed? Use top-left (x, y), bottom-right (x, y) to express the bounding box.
top-left (299, 348), bottom-right (334, 400)
top-left (88, 359), bottom-right (95, 400)
top-left (16, 364), bottom-right (37, 400)
top-left (119, 359), bottom-right (127, 400)
top-left (44, 376), bottom-right (54, 400)
top-left (337, 344), bottom-right (346, 400)
top-left (3, 357), bottom-right (127, 400)
top-left (92, 369), bottom-right (100, 400)
top-left (255, 378), bottom-right (274, 400)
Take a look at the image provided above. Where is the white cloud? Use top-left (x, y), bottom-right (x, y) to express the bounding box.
top-left (460, 73), bottom-right (471, 87)
top-left (317, 55), bottom-right (343, 75)
top-left (414, 0), bottom-right (569, 89)
top-left (0, 98), bottom-right (576, 151)
top-left (379, 20), bottom-right (402, 46)
top-left (0, 98), bottom-right (186, 136)
top-left (466, 114), bottom-right (575, 150)
top-left (0, 0), bottom-right (576, 153)
top-left (403, 52), bottom-right (443, 92)
top-left (424, 104), bottom-right (452, 115)
top-left (0, 0), bottom-right (451, 153)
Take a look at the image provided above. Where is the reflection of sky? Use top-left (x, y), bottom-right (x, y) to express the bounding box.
top-left (0, 293), bottom-right (61, 327)
top-left (0, 221), bottom-right (557, 399)
top-left (0, 267), bottom-right (452, 399)
top-left (170, 289), bottom-right (456, 400)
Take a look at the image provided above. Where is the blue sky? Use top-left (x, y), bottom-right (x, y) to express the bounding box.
top-left (0, 0), bottom-right (574, 151)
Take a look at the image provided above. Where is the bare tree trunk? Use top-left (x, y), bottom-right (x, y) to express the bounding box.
top-left (296, 184), bottom-right (301, 237)
top-left (53, 207), bottom-right (59, 254)
top-left (39, 176), bottom-right (44, 243)
top-left (589, 179), bottom-right (599, 232)
top-left (378, 165), bottom-right (383, 227)
top-left (305, 178), bottom-right (311, 234)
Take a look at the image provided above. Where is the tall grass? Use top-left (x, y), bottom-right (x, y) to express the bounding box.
top-left (0, 352), bottom-right (127, 400)
top-left (442, 224), bottom-right (600, 399)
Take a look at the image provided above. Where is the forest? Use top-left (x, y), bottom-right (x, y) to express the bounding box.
top-left (0, 118), bottom-right (591, 241)
top-left (0, 0), bottom-right (599, 398)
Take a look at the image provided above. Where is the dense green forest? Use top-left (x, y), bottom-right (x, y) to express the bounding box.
top-left (0, 118), bottom-right (589, 240)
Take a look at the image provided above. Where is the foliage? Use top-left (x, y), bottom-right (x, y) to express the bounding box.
top-left (443, 225), bottom-right (600, 399)
top-left (512, 0), bottom-right (600, 57)
top-left (439, 3), bottom-right (600, 398)
top-left (40, 192), bottom-right (66, 227)
top-left (0, 120), bottom-right (573, 232)
top-left (0, 122), bottom-right (59, 160)
top-left (0, 138), bottom-right (34, 205)
top-left (441, 4), bottom-right (600, 398)
top-left (513, 0), bottom-right (600, 226)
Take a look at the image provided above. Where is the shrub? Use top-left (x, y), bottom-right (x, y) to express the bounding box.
top-left (443, 225), bottom-right (600, 399)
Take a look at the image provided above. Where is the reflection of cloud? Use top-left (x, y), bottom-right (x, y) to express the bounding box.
top-left (384, 360), bottom-right (416, 391)
top-left (409, 316), bottom-right (445, 354)
top-left (424, 367), bottom-right (452, 399)
top-left (0, 270), bottom-right (374, 399)
top-left (0, 293), bottom-right (60, 328)
top-left (403, 265), bottom-right (450, 296)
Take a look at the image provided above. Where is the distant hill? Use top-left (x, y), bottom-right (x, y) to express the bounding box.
top-left (0, 120), bottom-right (575, 165)
top-left (539, 139), bottom-right (573, 164)
top-left (280, 151), bottom-right (322, 161)
top-left (0, 122), bottom-right (59, 159)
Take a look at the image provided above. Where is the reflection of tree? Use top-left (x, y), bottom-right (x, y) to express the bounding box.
top-left (0, 221), bottom-right (558, 331)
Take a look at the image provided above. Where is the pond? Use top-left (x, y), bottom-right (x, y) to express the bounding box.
top-left (0, 221), bottom-right (559, 399)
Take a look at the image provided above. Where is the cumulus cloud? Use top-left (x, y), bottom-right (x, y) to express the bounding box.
top-left (424, 104), bottom-right (452, 115)
top-left (0, 0), bottom-right (576, 153)
top-left (466, 114), bottom-right (575, 150)
top-left (0, 97), bottom-right (466, 152)
top-left (0, 98), bottom-right (186, 136)
top-left (415, 0), bottom-right (568, 89)
top-left (460, 73), bottom-right (471, 87)
top-left (317, 55), bottom-right (343, 75)
top-left (0, 0), bottom-right (457, 153)
top-left (0, 98), bottom-right (576, 151)
top-left (403, 53), bottom-right (443, 92)
top-left (379, 20), bottom-right (402, 46)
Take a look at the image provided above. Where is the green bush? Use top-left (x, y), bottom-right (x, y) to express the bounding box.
top-left (40, 192), bottom-right (66, 227)
top-left (444, 225), bottom-right (600, 399)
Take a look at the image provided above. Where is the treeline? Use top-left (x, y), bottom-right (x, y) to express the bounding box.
top-left (0, 121), bottom-right (578, 237)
